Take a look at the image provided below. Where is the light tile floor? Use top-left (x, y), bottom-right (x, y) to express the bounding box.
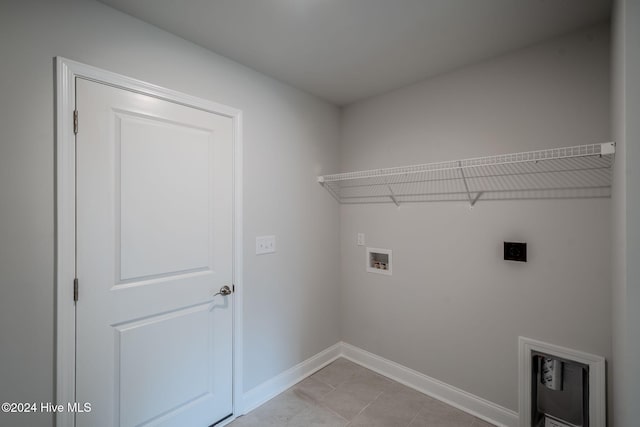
top-left (229, 358), bottom-right (495, 427)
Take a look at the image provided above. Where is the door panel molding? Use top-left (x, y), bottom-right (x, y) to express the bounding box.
top-left (55, 57), bottom-right (243, 427)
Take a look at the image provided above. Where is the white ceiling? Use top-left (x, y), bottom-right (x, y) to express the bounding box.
top-left (99, 0), bottom-right (611, 105)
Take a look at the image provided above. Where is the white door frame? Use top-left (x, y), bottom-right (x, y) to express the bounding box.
top-left (55, 57), bottom-right (244, 427)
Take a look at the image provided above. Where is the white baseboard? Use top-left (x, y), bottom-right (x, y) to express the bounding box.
top-left (340, 342), bottom-right (518, 427)
top-left (241, 341), bottom-right (518, 426)
top-left (240, 342), bottom-right (342, 414)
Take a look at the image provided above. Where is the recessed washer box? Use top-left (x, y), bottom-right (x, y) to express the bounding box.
top-left (366, 247), bottom-right (392, 275)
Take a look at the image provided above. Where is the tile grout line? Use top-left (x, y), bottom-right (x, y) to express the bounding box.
top-left (306, 376), bottom-right (355, 425)
top-left (308, 369), bottom-right (337, 389)
top-left (316, 387), bottom-right (350, 424)
top-left (321, 404), bottom-right (351, 424)
top-left (311, 376), bottom-right (337, 392)
top-left (405, 403), bottom-right (423, 427)
top-left (311, 369), bottom-right (352, 390)
top-left (349, 390), bottom-right (385, 421)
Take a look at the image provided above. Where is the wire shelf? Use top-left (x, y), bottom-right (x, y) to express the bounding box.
top-left (318, 142), bottom-right (615, 206)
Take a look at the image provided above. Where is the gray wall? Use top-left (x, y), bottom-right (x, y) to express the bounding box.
top-left (0, 0), bottom-right (627, 425)
top-left (339, 24), bottom-right (612, 412)
top-left (0, 1), bottom-right (341, 426)
top-left (612, 0), bottom-right (640, 425)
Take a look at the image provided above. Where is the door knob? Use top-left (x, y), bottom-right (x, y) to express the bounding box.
top-left (214, 285), bottom-right (232, 298)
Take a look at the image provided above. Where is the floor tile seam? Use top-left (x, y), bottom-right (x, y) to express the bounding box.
top-left (271, 390), bottom-right (316, 422)
top-left (313, 385), bottom-right (358, 423)
top-left (415, 406), bottom-right (477, 427)
top-left (290, 404), bottom-right (348, 426)
top-left (311, 373), bottom-right (340, 389)
top-left (405, 402), bottom-right (424, 427)
top-left (326, 375), bottom-right (356, 391)
top-left (318, 403), bottom-right (351, 424)
top-left (378, 392), bottom-right (429, 427)
top-left (316, 381), bottom-right (346, 405)
top-left (318, 386), bottom-right (336, 399)
top-left (295, 382), bottom-right (336, 402)
top-left (349, 389), bottom-right (385, 421)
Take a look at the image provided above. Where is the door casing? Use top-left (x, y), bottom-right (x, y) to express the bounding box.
top-left (55, 57), bottom-right (244, 427)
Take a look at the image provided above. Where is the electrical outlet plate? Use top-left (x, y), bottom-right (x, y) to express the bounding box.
top-left (256, 235), bottom-right (276, 255)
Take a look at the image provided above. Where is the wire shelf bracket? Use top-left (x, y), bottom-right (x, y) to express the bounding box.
top-left (318, 142), bottom-right (616, 207)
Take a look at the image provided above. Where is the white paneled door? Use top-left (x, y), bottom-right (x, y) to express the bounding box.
top-left (75, 78), bottom-right (234, 427)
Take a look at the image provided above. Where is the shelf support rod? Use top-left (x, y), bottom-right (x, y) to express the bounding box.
top-left (383, 177), bottom-right (400, 206)
top-left (386, 185), bottom-right (400, 206)
top-left (458, 161), bottom-right (477, 207)
top-left (471, 192), bottom-right (483, 206)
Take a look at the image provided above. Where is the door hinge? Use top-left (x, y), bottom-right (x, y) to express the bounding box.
top-left (73, 110), bottom-right (78, 135)
top-left (73, 278), bottom-right (79, 302)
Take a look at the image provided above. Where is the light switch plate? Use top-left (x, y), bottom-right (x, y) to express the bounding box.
top-left (256, 235), bottom-right (276, 255)
top-left (357, 233), bottom-right (365, 246)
